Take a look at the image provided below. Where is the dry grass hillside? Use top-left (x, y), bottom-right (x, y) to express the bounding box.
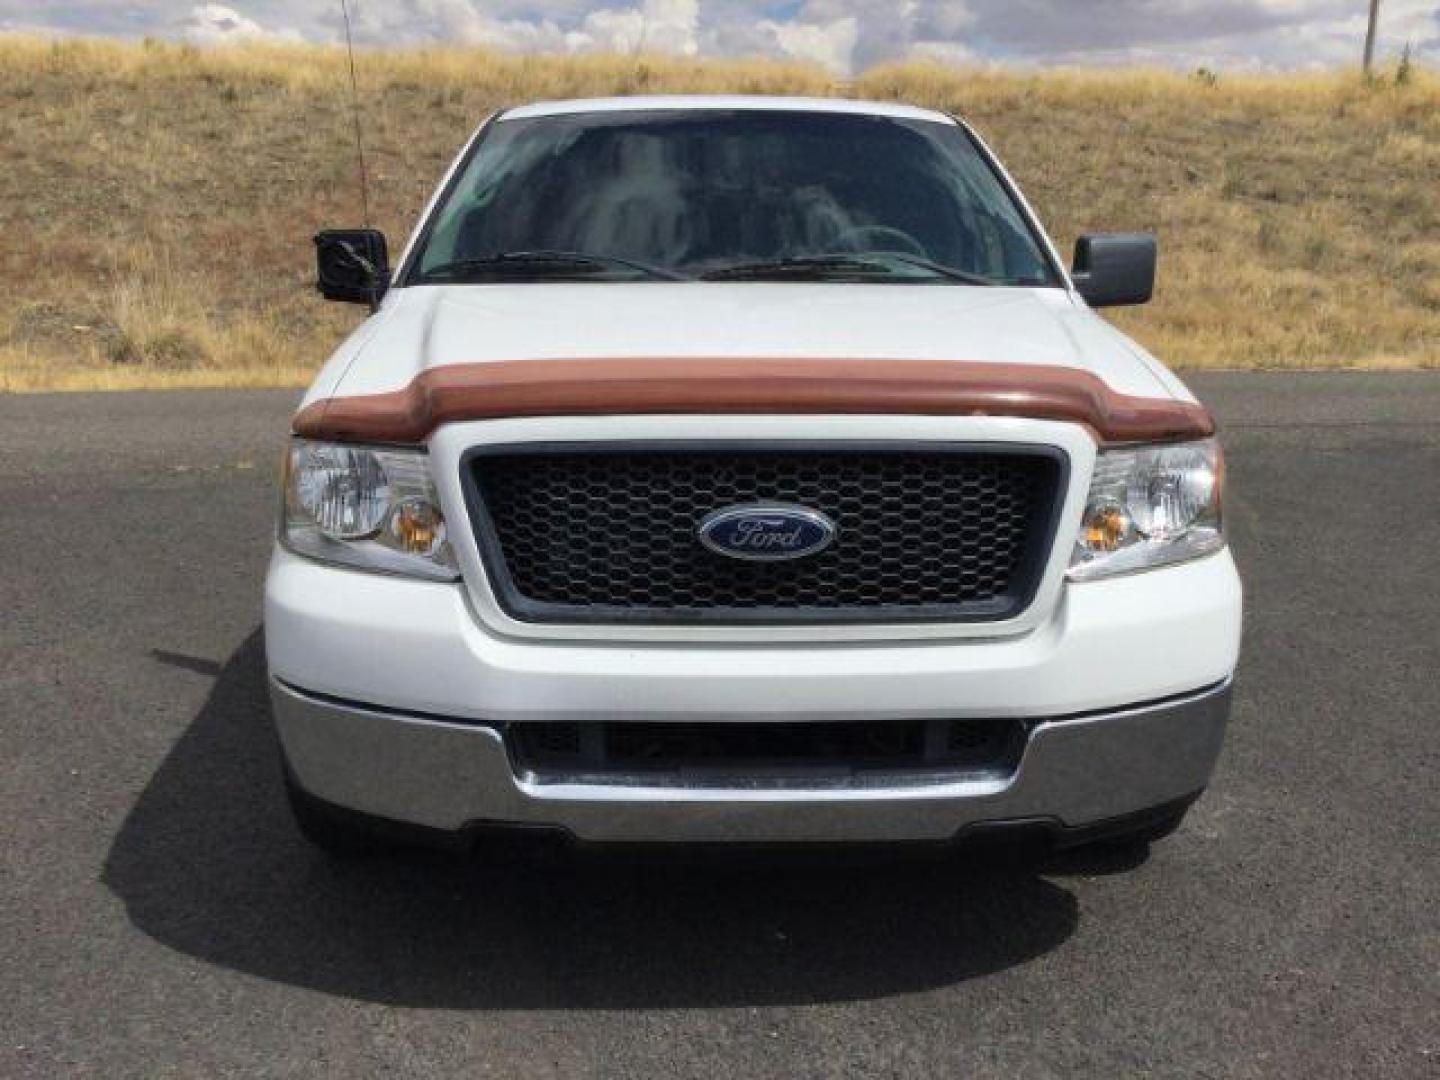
top-left (1, 34), bottom-right (1436, 391)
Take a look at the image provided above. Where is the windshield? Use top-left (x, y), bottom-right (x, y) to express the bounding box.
top-left (408, 109), bottom-right (1059, 286)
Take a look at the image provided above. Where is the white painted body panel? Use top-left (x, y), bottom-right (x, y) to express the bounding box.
top-left (319, 283), bottom-right (1174, 401)
top-left (266, 546), bottom-right (1240, 726)
top-left (502, 95), bottom-right (957, 123)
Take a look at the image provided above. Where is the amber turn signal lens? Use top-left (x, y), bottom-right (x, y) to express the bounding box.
top-left (389, 499), bottom-right (445, 555)
top-left (1082, 505), bottom-right (1129, 552)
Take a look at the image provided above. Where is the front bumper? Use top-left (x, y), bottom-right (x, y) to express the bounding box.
top-left (266, 533), bottom-right (1241, 843)
top-left (272, 677), bottom-right (1232, 843)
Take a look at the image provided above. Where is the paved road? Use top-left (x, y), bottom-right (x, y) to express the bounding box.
top-left (1, 374), bottom-right (1437, 1078)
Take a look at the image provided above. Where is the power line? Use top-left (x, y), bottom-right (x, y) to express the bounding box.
top-left (339, 0), bottom-right (372, 228)
top-left (1363, 0), bottom-right (1381, 73)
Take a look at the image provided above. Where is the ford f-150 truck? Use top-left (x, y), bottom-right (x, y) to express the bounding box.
top-left (268, 96), bottom-right (1242, 856)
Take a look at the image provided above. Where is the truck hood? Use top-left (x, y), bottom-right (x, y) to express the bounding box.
top-left (316, 283), bottom-right (1179, 402)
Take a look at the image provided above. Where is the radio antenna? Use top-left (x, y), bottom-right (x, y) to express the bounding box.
top-left (338, 0), bottom-right (372, 227)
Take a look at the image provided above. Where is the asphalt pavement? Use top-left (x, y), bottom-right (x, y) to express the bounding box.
top-left (1, 373), bottom-right (1436, 1078)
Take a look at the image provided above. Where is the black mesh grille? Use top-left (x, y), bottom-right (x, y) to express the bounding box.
top-left (463, 443), bottom-right (1065, 624)
top-left (510, 718), bottom-right (1026, 787)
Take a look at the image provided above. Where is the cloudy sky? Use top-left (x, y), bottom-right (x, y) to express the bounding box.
top-left (2, 0), bottom-right (1436, 74)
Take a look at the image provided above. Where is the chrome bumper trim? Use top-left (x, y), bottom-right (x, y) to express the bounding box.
top-left (271, 678), bottom-right (1232, 843)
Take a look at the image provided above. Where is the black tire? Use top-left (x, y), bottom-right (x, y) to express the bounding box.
top-left (283, 767), bottom-right (387, 856)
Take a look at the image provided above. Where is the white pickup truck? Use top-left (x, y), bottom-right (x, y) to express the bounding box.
top-left (267, 96), bottom-right (1241, 856)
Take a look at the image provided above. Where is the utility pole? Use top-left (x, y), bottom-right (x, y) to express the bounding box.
top-left (1363, 0), bottom-right (1381, 73)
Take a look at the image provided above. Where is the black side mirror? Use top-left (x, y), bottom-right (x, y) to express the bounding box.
top-left (315, 229), bottom-right (390, 307)
top-left (1071, 233), bottom-right (1156, 307)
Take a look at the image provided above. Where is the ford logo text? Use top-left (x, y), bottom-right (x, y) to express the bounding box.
top-left (697, 504), bottom-right (837, 562)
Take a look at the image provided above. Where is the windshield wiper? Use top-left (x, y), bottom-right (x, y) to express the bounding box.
top-left (699, 253), bottom-right (998, 285)
top-left (419, 250), bottom-right (690, 283)
top-left (865, 252), bottom-right (1001, 286)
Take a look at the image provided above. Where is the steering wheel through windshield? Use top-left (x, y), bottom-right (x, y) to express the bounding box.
top-left (825, 224), bottom-right (929, 259)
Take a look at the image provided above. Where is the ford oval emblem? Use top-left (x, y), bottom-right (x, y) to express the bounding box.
top-left (697, 503), bottom-right (837, 562)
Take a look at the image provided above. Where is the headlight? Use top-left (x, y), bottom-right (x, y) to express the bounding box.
top-left (281, 440), bottom-right (459, 580)
top-left (1068, 438), bottom-right (1224, 581)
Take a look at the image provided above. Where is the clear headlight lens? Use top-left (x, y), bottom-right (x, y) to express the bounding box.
top-left (282, 440), bottom-right (459, 580)
top-left (1068, 438), bottom-right (1224, 581)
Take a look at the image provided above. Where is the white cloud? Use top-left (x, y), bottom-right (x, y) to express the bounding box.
top-left (570, 0), bottom-right (701, 55)
top-left (943, 0), bottom-right (1438, 70)
top-left (2, 0), bottom-right (1436, 74)
top-left (912, 39), bottom-right (981, 66)
top-left (791, 0), bottom-right (919, 70)
top-left (178, 3), bottom-right (301, 43)
top-left (323, 0), bottom-right (699, 56)
top-left (762, 15), bottom-right (858, 72)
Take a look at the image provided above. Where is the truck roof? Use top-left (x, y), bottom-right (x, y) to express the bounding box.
top-left (499, 95), bottom-right (957, 125)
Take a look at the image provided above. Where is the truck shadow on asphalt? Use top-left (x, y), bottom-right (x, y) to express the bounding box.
top-left (103, 631), bottom-right (1145, 1009)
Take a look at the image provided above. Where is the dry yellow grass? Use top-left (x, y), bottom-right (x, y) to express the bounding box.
top-left (1, 35), bottom-right (1436, 391)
